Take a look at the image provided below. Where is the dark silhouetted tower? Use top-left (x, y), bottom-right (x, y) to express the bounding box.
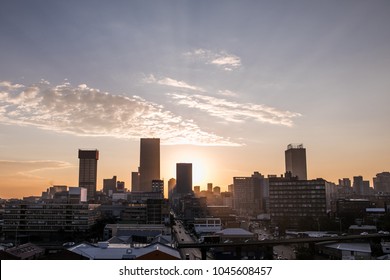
top-left (285, 144), bottom-right (307, 180)
top-left (139, 138), bottom-right (160, 192)
top-left (78, 149), bottom-right (99, 200)
top-left (176, 163), bottom-right (192, 194)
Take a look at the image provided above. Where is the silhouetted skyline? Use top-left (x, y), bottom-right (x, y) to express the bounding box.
top-left (1, 0), bottom-right (390, 198)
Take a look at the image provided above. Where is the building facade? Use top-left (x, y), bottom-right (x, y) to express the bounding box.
top-left (269, 176), bottom-right (326, 229)
top-left (373, 172), bottom-right (390, 194)
top-left (285, 144), bottom-right (307, 180)
top-left (3, 201), bottom-right (100, 241)
top-left (139, 138), bottom-right (160, 192)
top-left (78, 149), bottom-right (99, 200)
top-left (233, 172), bottom-right (267, 216)
top-left (176, 163), bottom-right (192, 194)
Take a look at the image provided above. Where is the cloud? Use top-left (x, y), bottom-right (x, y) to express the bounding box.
top-left (0, 160), bottom-right (73, 179)
top-left (0, 80), bottom-right (239, 146)
top-left (168, 93), bottom-right (301, 127)
top-left (217, 89), bottom-right (239, 98)
top-left (184, 49), bottom-right (242, 71)
top-left (143, 74), bottom-right (205, 92)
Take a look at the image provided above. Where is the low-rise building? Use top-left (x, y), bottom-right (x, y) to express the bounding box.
top-left (68, 241), bottom-right (181, 260)
top-left (3, 201), bottom-right (100, 241)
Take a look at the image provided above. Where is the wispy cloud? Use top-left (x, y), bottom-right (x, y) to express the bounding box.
top-left (217, 89), bottom-right (240, 98)
top-left (184, 49), bottom-right (242, 71)
top-left (143, 74), bottom-right (205, 92)
top-left (168, 93), bottom-right (301, 127)
top-left (0, 80), bottom-right (239, 146)
top-left (0, 160), bottom-right (73, 179)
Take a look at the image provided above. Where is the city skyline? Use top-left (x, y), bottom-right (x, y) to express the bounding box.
top-left (1, 0), bottom-right (390, 198)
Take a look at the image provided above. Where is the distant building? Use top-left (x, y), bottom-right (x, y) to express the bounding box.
top-left (193, 185), bottom-right (200, 194)
top-left (194, 218), bottom-right (222, 234)
top-left (285, 144), bottom-right (307, 180)
top-left (117, 181), bottom-right (125, 192)
top-left (68, 187), bottom-right (87, 203)
top-left (336, 199), bottom-right (371, 219)
top-left (269, 176), bottom-right (326, 229)
top-left (233, 172), bottom-right (267, 216)
top-left (353, 176), bottom-right (370, 196)
top-left (103, 176), bottom-right (117, 196)
top-left (373, 172), bottom-right (390, 193)
top-left (176, 163), bottom-right (192, 195)
top-left (167, 178), bottom-right (176, 201)
top-left (78, 149), bottom-right (99, 200)
top-left (139, 138), bottom-right (160, 192)
top-left (339, 178), bottom-right (352, 188)
top-left (151, 179), bottom-right (164, 194)
top-left (131, 171), bottom-right (140, 192)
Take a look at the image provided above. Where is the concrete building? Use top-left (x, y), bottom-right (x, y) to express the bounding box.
top-left (167, 178), bottom-right (176, 201)
top-left (139, 138), bottom-right (160, 192)
top-left (373, 172), bottom-right (390, 193)
top-left (78, 149), bottom-right (99, 200)
top-left (285, 144), bottom-right (307, 180)
top-left (131, 171), bottom-right (140, 192)
top-left (103, 176), bottom-right (117, 196)
top-left (194, 218), bottom-right (222, 234)
top-left (151, 179), bottom-right (164, 194)
top-left (336, 198), bottom-right (371, 220)
top-left (269, 176), bottom-right (327, 230)
top-left (68, 187), bottom-right (87, 203)
top-left (3, 201), bottom-right (100, 241)
top-left (176, 163), bottom-right (192, 195)
top-left (193, 185), bottom-right (200, 194)
top-left (353, 176), bottom-right (370, 196)
top-left (233, 172), bottom-right (267, 216)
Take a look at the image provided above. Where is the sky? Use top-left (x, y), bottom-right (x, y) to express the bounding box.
top-left (1, 0), bottom-right (390, 198)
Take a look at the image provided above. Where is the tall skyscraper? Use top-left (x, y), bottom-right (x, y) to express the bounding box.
top-left (285, 143), bottom-right (307, 180)
top-left (78, 149), bottom-right (99, 200)
top-left (168, 178), bottom-right (176, 201)
top-left (131, 171), bottom-right (140, 192)
top-left (176, 163), bottom-right (192, 194)
top-left (139, 138), bottom-right (160, 192)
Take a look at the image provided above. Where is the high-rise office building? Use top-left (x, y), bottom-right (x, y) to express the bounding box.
top-left (131, 171), bottom-right (140, 192)
top-left (176, 163), bottom-right (192, 194)
top-left (168, 178), bottom-right (176, 201)
top-left (139, 138), bottom-right (160, 192)
top-left (78, 149), bottom-right (99, 200)
top-left (269, 176), bottom-right (326, 229)
top-left (233, 172), bottom-right (266, 215)
top-left (285, 143), bottom-right (307, 180)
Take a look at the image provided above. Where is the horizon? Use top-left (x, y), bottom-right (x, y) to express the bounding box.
top-left (1, 0), bottom-right (390, 198)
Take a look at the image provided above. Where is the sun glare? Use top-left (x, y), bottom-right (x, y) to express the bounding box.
top-left (163, 147), bottom-right (210, 189)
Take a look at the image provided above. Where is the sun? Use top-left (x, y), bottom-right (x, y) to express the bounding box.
top-left (162, 146), bottom-right (211, 189)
